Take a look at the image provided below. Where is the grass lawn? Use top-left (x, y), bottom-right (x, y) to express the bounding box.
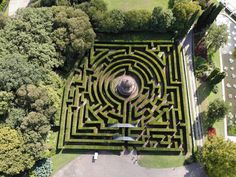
top-left (196, 50), bottom-right (225, 136)
top-left (103, 0), bottom-right (168, 11)
top-left (52, 152), bottom-right (80, 174)
top-left (138, 154), bottom-right (186, 168)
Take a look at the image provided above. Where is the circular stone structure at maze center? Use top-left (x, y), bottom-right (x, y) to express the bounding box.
top-left (116, 75), bottom-right (138, 97)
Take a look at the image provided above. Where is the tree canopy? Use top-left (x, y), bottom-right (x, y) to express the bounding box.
top-left (0, 127), bottom-right (34, 176)
top-left (207, 99), bottom-right (229, 126)
top-left (197, 137), bottom-right (236, 177)
top-left (205, 23), bottom-right (228, 54)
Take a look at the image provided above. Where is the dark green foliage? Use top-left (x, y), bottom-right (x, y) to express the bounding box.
top-left (124, 10), bottom-right (151, 31)
top-left (195, 2), bottom-right (224, 31)
top-left (151, 7), bottom-right (175, 32)
top-left (78, 0), bottom-right (107, 29)
top-left (207, 99), bottom-right (229, 126)
top-left (197, 137), bottom-right (236, 177)
top-left (16, 84), bottom-right (56, 121)
top-left (52, 6), bottom-right (96, 58)
top-left (206, 67), bottom-right (220, 81)
top-left (19, 112), bottom-right (50, 159)
top-left (6, 108), bottom-right (26, 128)
top-left (99, 9), bottom-right (125, 33)
top-left (31, 159), bottom-right (52, 177)
top-left (0, 91), bottom-right (14, 116)
top-left (0, 54), bottom-right (45, 92)
top-left (172, 1), bottom-right (201, 33)
top-left (210, 71), bottom-right (226, 85)
top-left (194, 56), bottom-right (211, 78)
top-left (205, 23), bottom-right (228, 54)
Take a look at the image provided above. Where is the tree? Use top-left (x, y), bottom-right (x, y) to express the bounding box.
top-left (19, 112), bottom-right (50, 159)
top-left (19, 112), bottom-right (50, 141)
top-left (0, 8), bottom-right (61, 69)
top-left (16, 84), bottom-right (56, 121)
top-left (206, 67), bottom-right (220, 81)
top-left (51, 6), bottom-right (96, 65)
top-left (210, 71), bottom-right (226, 85)
top-left (151, 7), bottom-right (175, 32)
top-left (205, 23), bottom-right (228, 54)
top-left (197, 137), bottom-right (236, 177)
top-left (0, 91), bottom-right (14, 116)
top-left (0, 54), bottom-right (45, 92)
top-left (6, 108), bottom-right (26, 128)
top-left (207, 99), bottom-right (229, 126)
top-left (124, 10), bottom-right (151, 31)
top-left (78, 0), bottom-right (107, 29)
top-left (172, 1), bottom-right (201, 33)
top-left (0, 127), bottom-right (34, 176)
top-left (99, 9), bottom-right (125, 33)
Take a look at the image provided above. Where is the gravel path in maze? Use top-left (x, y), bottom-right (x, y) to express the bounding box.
top-left (53, 154), bottom-right (207, 177)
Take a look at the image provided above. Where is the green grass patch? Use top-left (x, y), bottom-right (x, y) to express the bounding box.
top-left (138, 154), bottom-right (186, 168)
top-left (103, 0), bottom-right (168, 11)
top-left (52, 152), bottom-right (80, 174)
top-left (196, 50), bottom-right (224, 136)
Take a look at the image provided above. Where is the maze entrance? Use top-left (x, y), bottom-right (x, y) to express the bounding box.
top-left (58, 41), bottom-right (191, 153)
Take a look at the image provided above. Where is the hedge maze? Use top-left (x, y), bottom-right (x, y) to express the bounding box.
top-left (58, 41), bottom-right (191, 153)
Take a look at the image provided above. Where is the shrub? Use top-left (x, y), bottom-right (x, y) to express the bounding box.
top-left (124, 10), bottom-right (151, 31)
top-left (31, 159), bottom-right (52, 177)
top-left (151, 7), bottom-right (175, 32)
top-left (207, 127), bottom-right (216, 138)
top-left (99, 9), bottom-right (125, 33)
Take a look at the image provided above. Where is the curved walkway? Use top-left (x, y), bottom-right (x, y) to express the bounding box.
top-left (8, 0), bottom-right (30, 16)
top-left (53, 154), bottom-right (206, 177)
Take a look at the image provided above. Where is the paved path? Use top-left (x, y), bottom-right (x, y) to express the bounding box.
top-left (217, 13), bottom-right (236, 142)
top-left (8, 0), bottom-right (30, 16)
top-left (181, 31), bottom-right (204, 148)
top-left (53, 154), bottom-right (206, 177)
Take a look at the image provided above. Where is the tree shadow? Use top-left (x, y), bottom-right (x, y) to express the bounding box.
top-left (195, 81), bottom-right (213, 104)
top-left (184, 163), bottom-right (207, 177)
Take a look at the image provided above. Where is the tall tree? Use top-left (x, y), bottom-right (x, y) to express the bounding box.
top-left (197, 137), bottom-right (236, 177)
top-left (0, 91), bottom-right (14, 116)
top-left (124, 10), bottom-right (151, 31)
top-left (205, 23), bottom-right (228, 54)
top-left (172, 1), bottom-right (201, 33)
top-left (151, 7), bottom-right (175, 32)
top-left (99, 9), bottom-right (125, 33)
top-left (0, 127), bottom-right (34, 176)
top-left (207, 99), bottom-right (229, 126)
top-left (0, 54), bottom-right (45, 92)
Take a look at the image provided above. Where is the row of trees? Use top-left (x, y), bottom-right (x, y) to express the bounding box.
top-left (0, 6), bottom-right (95, 177)
top-left (77, 0), bottom-right (201, 34)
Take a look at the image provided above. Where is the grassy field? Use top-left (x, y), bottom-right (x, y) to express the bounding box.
top-left (138, 154), bottom-right (186, 168)
top-left (103, 0), bottom-right (168, 11)
top-left (196, 50), bottom-right (225, 136)
top-left (52, 152), bottom-right (80, 174)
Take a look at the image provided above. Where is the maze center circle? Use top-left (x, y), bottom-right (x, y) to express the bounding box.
top-left (116, 75), bottom-right (138, 98)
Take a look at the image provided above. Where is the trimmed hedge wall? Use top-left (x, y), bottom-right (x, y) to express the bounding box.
top-left (58, 40), bottom-right (191, 153)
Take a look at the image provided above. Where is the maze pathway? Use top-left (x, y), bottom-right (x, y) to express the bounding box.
top-left (58, 41), bottom-right (191, 153)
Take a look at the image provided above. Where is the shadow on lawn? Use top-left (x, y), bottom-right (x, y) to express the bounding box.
top-left (195, 82), bottom-right (212, 105)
